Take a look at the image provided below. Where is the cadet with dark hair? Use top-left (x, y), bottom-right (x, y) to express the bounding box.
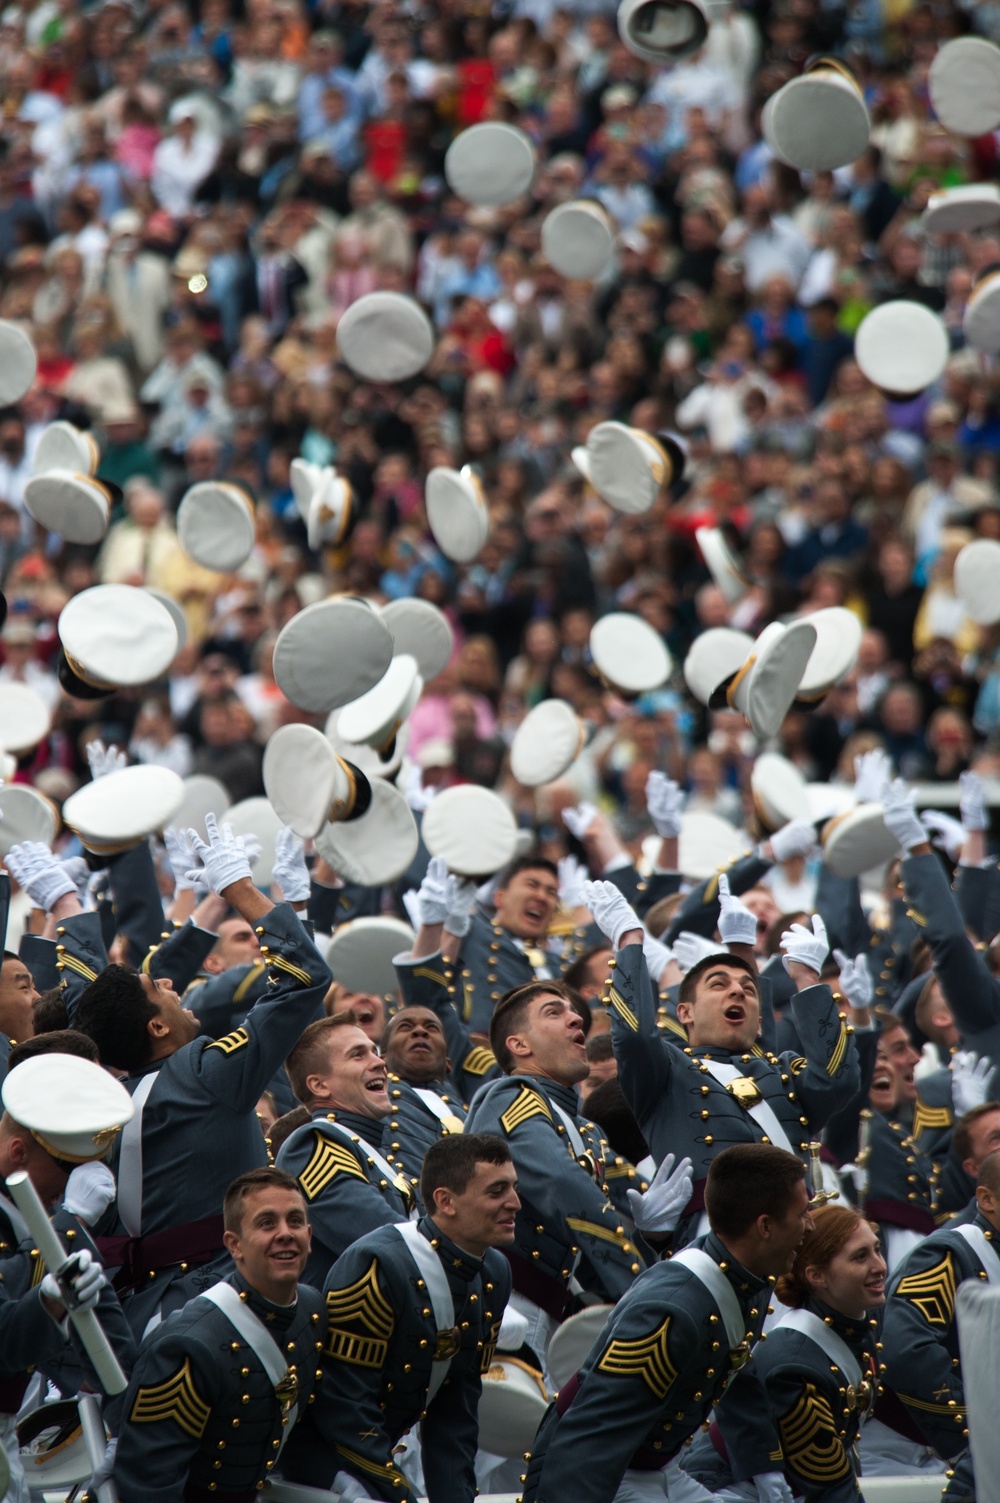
top-left (380, 1004), bottom-right (470, 1204)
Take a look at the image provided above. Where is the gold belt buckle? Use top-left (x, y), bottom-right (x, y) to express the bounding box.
top-left (729, 1339), bottom-right (753, 1370)
top-left (442, 1115), bottom-right (465, 1135)
top-left (274, 1368), bottom-right (299, 1413)
top-left (727, 1076), bottom-right (763, 1109)
top-left (434, 1328), bottom-right (461, 1361)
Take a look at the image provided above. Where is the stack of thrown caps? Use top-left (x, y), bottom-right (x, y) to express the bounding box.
top-left (315, 778), bottom-right (419, 887)
top-left (264, 723), bottom-right (372, 841)
top-left (177, 480), bottom-right (256, 572)
top-left (444, 122), bottom-right (537, 207)
top-left (0, 321), bottom-right (37, 404)
top-left (955, 538), bottom-right (1000, 624)
top-left (750, 752), bottom-right (811, 834)
top-left (326, 917), bottom-right (415, 998)
top-left (62, 765), bottom-right (185, 855)
top-left (616, 0), bottom-right (708, 63)
top-left (25, 421), bottom-right (115, 545)
top-left (762, 58), bottom-right (870, 172)
top-left (57, 585), bottom-right (179, 699)
top-left (336, 292), bottom-right (434, 383)
top-left (273, 598), bottom-right (394, 714)
top-left (590, 612), bottom-right (672, 697)
top-left (379, 598), bottom-right (453, 683)
top-left (963, 265), bottom-right (1000, 354)
top-left (684, 620), bottom-right (817, 739)
top-left (696, 526), bottom-right (748, 605)
top-left (854, 300), bottom-right (949, 397)
top-left (425, 466), bottom-right (489, 562)
top-left (541, 200), bottom-right (615, 281)
top-left (511, 700), bottom-right (591, 787)
top-left (793, 607), bottom-right (863, 707)
top-left (580, 422), bottom-right (676, 514)
top-left (289, 460), bottom-right (357, 553)
top-left (0, 783), bottom-right (58, 860)
top-left (929, 37), bottom-right (1000, 138)
top-left (336, 653), bottom-right (423, 765)
top-left (422, 785), bottom-right (519, 878)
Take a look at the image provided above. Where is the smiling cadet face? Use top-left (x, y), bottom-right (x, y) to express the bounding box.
top-left (223, 1185), bottom-right (311, 1304)
top-left (306, 1023), bottom-right (390, 1119)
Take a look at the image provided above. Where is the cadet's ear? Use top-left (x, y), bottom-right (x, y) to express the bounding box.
top-left (676, 999), bottom-right (694, 1028)
top-left (223, 1228), bottom-right (241, 1258)
top-left (147, 1012), bottom-right (171, 1039)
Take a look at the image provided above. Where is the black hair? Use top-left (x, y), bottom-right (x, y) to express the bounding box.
top-left (582, 1078), bottom-right (648, 1165)
top-left (489, 979), bottom-right (574, 1073)
top-left (75, 964), bottom-right (158, 1072)
top-left (419, 1132), bottom-right (512, 1211)
top-left (266, 1104), bottom-right (311, 1159)
top-left (563, 946), bottom-right (611, 995)
top-left (32, 988), bottom-right (69, 1035)
top-left (678, 951), bottom-right (759, 1007)
top-left (705, 1144), bottom-right (806, 1239)
top-left (585, 1032), bottom-right (614, 1062)
top-left (223, 1166), bottom-right (304, 1233)
top-left (496, 855), bottom-right (559, 887)
top-left (8, 1030), bottom-right (99, 1069)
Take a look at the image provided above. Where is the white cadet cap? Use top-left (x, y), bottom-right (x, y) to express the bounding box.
top-left (326, 916), bottom-right (414, 996)
top-left (728, 619), bottom-right (817, 739)
top-left (173, 773), bottom-right (231, 842)
top-left (63, 764), bottom-right (184, 854)
top-left (144, 588), bottom-right (188, 653)
top-left (678, 811), bottom-right (750, 881)
top-left (315, 777), bottom-right (419, 886)
top-left (2, 1054), bottom-right (134, 1163)
top-left (683, 627), bottom-right (755, 707)
top-left (923, 184), bottom-right (1000, 235)
top-left (336, 654), bottom-right (422, 758)
top-left (273, 598), bottom-right (394, 714)
top-left (336, 292), bottom-right (434, 383)
top-left (570, 445), bottom-right (591, 482)
top-left (422, 784), bottom-right (519, 877)
top-left (590, 612), bottom-right (672, 695)
top-left (263, 723), bottom-right (371, 840)
top-left (444, 122), bottom-right (536, 207)
top-left (177, 481), bottom-right (255, 573)
top-left (0, 784), bottom-right (58, 859)
top-left (33, 421), bottom-right (99, 477)
top-left (806, 781), bottom-right (854, 825)
top-left (24, 471), bottom-right (112, 545)
top-left (307, 472), bottom-right (356, 553)
top-left (225, 796), bottom-right (283, 887)
top-left (477, 1358), bottom-right (550, 1457)
top-left (547, 1306), bottom-right (615, 1390)
top-left (750, 752), bottom-right (811, 832)
top-left (796, 606), bottom-right (863, 701)
top-left (763, 59), bottom-right (870, 172)
top-left (425, 465), bottom-right (489, 563)
top-left (955, 537), bottom-right (1000, 624)
top-left (586, 422), bottom-right (673, 514)
top-left (929, 37), bottom-right (1000, 138)
top-left (325, 707), bottom-right (410, 781)
top-left (380, 597), bottom-right (453, 681)
top-left (855, 300), bottom-right (949, 397)
top-left (17, 1399), bottom-right (91, 1489)
top-left (58, 584), bottom-right (178, 698)
top-left (511, 699), bottom-right (588, 787)
top-left (963, 267), bottom-right (1000, 354)
top-left (821, 803), bottom-right (901, 879)
top-left (695, 526), bottom-right (748, 605)
top-left (541, 201), bottom-right (614, 281)
top-left (0, 683), bottom-right (51, 754)
top-left (617, 0), bottom-right (708, 63)
top-left (289, 458), bottom-right (324, 523)
top-left (0, 321), bottom-right (37, 404)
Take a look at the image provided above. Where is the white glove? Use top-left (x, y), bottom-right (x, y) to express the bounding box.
top-left (756, 1471), bottom-right (795, 1503)
top-left (626, 1153), bottom-right (693, 1234)
top-left (402, 762), bottom-right (437, 813)
top-left (717, 872), bottom-right (758, 946)
top-left (242, 833), bottom-right (263, 870)
top-left (89, 1436), bottom-right (117, 1494)
top-left (581, 879), bottom-right (642, 947)
top-left (401, 888), bottom-right (422, 930)
top-left (164, 827), bottom-right (201, 894)
top-left (86, 739), bottom-right (127, 780)
top-left (558, 855), bottom-right (590, 910)
top-left (443, 877), bottom-right (478, 939)
top-left (921, 809), bottom-right (966, 862)
top-left (832, 949), bottom-right (873, 1011)
top-left (417, 855), bottom-right (451, 927)
top-left (960, 770), bottom-right (989, 833)
top-left (642, 933), bottom-right (674, 984)
top-left (63, 1162), bottom-right (117, 1226)
top-left (333, 1472), bottom-right (379, 1503)
top-left (646, 770), bottom-right (684, 839)
top-left (4, 841), bottom-right (77, 910)
top-left (768, 818), bottom-right (817, 862)
top-left (41, 1249), bottom-right (106, 1313)
top-left (562, 802), bottom-right (598, 841)
top-left (495, 1303), bottom-right (530, 1352)
top-left (272, 827), bottom-right (310, 903)
top-left (59, 855), bottom-right (92, 903)
top-left (780, 914), bottom-right (829, 975)
top-left (880, 777), bottom-right (926, 853)
top-left (186, 812), bottom-right (253, 895)
top-left (839, 1162), bottom-right (868, 1196)
top-left (951, 1051), bottom-right (997, 1117)
top-left (673, 931), bottom-right (725, 975)
top-left (853, 747), bottom-right (892, 805)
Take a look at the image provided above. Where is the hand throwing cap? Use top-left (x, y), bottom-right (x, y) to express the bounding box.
top-left (2, 1053), bottom-right (134, 1163)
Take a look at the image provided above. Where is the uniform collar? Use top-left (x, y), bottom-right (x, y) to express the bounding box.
top-left (700, 1231), bottom-right (770, 1299)
top-left (313, 1107), bottom-right (386, 1141)
top-left (419, 1215), bottom-right (484, 1283)
top-left (227, 1271), bottom-right (299, 1332)
top-left (684, 1043), bottom-right (764, 1065)
top-left (803, 1295), bottom-right (878, 1350)
top-left (973, 1210), bottom-right (998, 1238)
top-left (391, 1070), bottom-right (448, 1091)
top-left (514, 1073), bottom-right (581, 1117)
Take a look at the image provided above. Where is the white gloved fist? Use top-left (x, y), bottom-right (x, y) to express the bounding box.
top-left (402, 762), bottom-right (437, 813)
top-left (164, 826), bottom-right (202, 895)
top-left (41, 1249), bottom-right (106, 1314)
top-left (558, 855), bottom-right (590, 911)
top-left (59, 856), bottom-right (91, 903)
top-left (951, 1051), bottom-right (997, 1117)
top-left (646, 771), bottom-right (684, 839)
top-left (880, 777), bottom-right (926, 854)
top-left (562, 802), bottom-right (598, 841)
top-left (921, 810), bottom-right (966, 862)
top-left (581, 879), bottom-right (642, 948)
top-left (626, 1153), bottom-right (693, 1234)
top-left (86, 739), bottom-right (127, 781)
top-left (272, 827), bottom-right (310, 903)
top-left (642, 933), bottom-right (674, 984)
top-left (444, 877), bottom-right (478, 939)
top-left (673, 931), bottom-right (725, 975)
top-left (756, 1471), bottom-right (795, 1503)
top-left (717, 872), bottom-right (758, 946)
top-left (4, 840), bottom-right (77, 911)
top-left (89, 1437), bottom-right (117, 1494)
top-left (401, 888), bottom-right (422, 931)
top-left (960, 770), bottom-right (989, 833)
top-left (832, 949), bottom-right (873, 1011)
top-left (186, 812), bottom-right (253, 895)
top-left (768, 818), bottom-right (817, 863)
top-left (417, 855), bottom-right (452, 927)
top-left (853, 747), bottom-right (892, 805)
top-left (63, 1162), bottom-right (117, 1226)
top-left (780, 914), bottom-right (829, 976)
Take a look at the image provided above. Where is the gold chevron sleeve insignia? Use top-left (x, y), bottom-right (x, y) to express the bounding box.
top-left (414, 966), bottom-right (449, 988)
top-left (607, 985), bottom-right (638, 1033)
top-left (463, 1045), bottom-right (497, 1076)
top-left (778, 1385), bottom-right (850, 1485)
top-left (265, 953), bottom-right (312, 986)
top-left (233, 961), bottom-right (266, 1005)
top-left (826, 1023), bottom-right (848, 1077)
top-left (789, 1056), bottom-right (808, 1076)
top-left (130, 1358), bottom-right (210, 1439)
top-left (500, 1086), bottom-right (553, 1136)
top-left (324, 1259), bottom-right (395, 1369)
top-left (598, 1315), bottom-right (677, 1398)
top-left (335, 1444), bottom-right (405, 1489)
top-left (206, 1027), bottom-right (250, 1055)
top-left (895, 1253), bottom-right (957, 1327)
top-left (913, 1100), bottom-right (953, 1138)
top-left (300, 1134), bottom-right (368, 1200)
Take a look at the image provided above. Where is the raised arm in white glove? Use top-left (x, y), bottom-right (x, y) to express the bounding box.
top-left (401, 762), bottom-right (437, 814)
top-left (272, 827), bottom-right (310, 904)
top-left (780, 914), bottom-right (829, 980)
top-left (880, 777), bottom-right (927, 854)
top-left (853, 747), bottom-right (892, 805)
top-left (4, 841), bottom-right (77, 911)
top-left (960, 770), bottom-right (989, 833)
top-left (417, 855), bottom-right (452, 927)
top-left (86, 739), bottom-right (127, 781)
top-left (646, 771), bottom-right (684, 839)
top-left (63, 1162), bottom-right (117, 1226)
top-left (717, 872), bottom-right (758, 946)
top-left (41, 1249), bottom-right (106, 1315)
top-left (673, 931), bottom-right (725, 975)
top-left (642, 934), bottom-right (674, 984)
top-left (558, 855), bottom-right (590, 911)
top-left (186, 813), bottom-right (253, 896)
top-left (562, 802), bottom-right (598, 841)
top-left (920, 809), bottom-right (966, 862)
top-left (626, 1153), bottom-right (693, 1234)
top-left (164, 826), bottom-right (203, 895)
top-left (951, 1051), bottom-right (997, 1117)
top-left (832, 949), bottom-right (873, 1011)
top-left (444, 877), bottom-right (478, 939)
top-left (767, 818), bottom-right (817, 863)
top-left (581, 879), bottom-right (642, 948)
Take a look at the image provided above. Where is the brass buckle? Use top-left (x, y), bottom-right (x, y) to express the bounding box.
top-left (726, 1076), bottom-right (763, 1109)
top-left (729, 1339), bottom-right (753, 1370)
top-left (274, 1369), bottom-right (299, 1413)
top-left (434, 1328), bottom-right (461, 1361)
